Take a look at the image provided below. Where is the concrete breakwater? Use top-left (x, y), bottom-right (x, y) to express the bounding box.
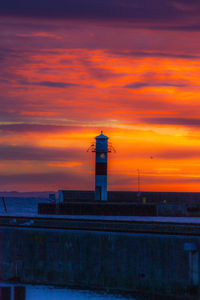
top-left (0, 216), bottom-right (200, 299)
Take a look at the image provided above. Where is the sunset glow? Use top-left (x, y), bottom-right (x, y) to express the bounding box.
top-left (1, 5), bottom-right (200, 192)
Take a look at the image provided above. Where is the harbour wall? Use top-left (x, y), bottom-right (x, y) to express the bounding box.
top-left (38, 201), bottom-right (200, 217)
top-left (0, 217), bottom-right (200, 299)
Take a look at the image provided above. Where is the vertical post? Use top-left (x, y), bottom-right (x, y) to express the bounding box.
top-left (189, 251), bottom-right (199, 286)
top-left (136, 169), bottom-right (141, 201)
top-left (184, 242), bottom-right (199, 293)
top-left (2, 197), bottom-right (7, 213)
top-left (14, 286), bottom-right (25, 300)
top-left (0, 286), bottom-right (11, 300)
top-left (137, 169), bottom-right (140, 194)
top-left (58, 190), bottom-right (64, 203)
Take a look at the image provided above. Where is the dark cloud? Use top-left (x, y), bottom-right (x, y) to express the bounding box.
top-left (0, 47), bottom-right (20, 58)
top-left (125, 82), bottom-right (150, 89)
top-left (156, 149), bottom-right (200, 160)
top-left (141, 175), bottom-right (200, 184)
top-left (0, 0), bottom-right (173, 20)
top-left (2, 170), bottom-right (199, 189)
top-left (19, 80), bottom-right (78, 88)
top-left (0, 171), bottom-right (90, 186)
top-left (0, 124), bottom-right (72, 133)
top-left (150, 25), bottom-right (200, 32)
top-left (1, 0), bottom-right (200, 31)
top-left (79, 58), bottom-right (124, 81)
top-left (124, 81), bottom-right (187, 89)
top-left (0, 145), bottom-right (86, 161)
top-left (108, 50), bottom-right (200, 59)
top-left (0, 123), bottom-right (107, 134)
top-left (86, 66), bottom-right (122, 81)
top-left (142, 117), bottom-right (200, 127)
top-left (110, 172), bottom-right (200, 187)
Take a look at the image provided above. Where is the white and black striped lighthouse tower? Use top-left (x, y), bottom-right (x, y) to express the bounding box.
top-left (88, 131), bottom-right (114, 201)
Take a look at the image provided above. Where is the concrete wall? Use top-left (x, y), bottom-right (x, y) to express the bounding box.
top-left (157, 204), bottom-right (200, 217)
top-left (38, 201), bottom-right (200, 217)
top-left (60, 190), bottom-right (200, 204)
top-left (157, 204), bottom-right (188, 216)
top-left (0, 225), bottom-right (200, 299)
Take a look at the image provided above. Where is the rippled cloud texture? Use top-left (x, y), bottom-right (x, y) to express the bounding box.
top-left (1, 1), bottom-right (200, 192)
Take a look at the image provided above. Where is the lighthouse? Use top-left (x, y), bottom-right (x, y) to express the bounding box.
top-left (88, 131), bottom-right (114, 201)
top-left (94, 131), bottom-right (109, 201)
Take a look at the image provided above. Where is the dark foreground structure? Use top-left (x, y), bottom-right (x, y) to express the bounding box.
top-left (3, 132), bottom-right (200, 299)
top-left (38, 190), bottom-right (200, 217)
top-left (1, 215), bottom-right (200, 299)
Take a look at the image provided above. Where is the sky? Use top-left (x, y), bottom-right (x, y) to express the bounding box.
top-left (1, 0), bottom-right (200, 192)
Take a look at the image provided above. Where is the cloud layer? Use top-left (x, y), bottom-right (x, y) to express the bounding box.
top-left (1, 7), bottom-right (200, 192)
top-left (1, 0), bottom-right (200, 31)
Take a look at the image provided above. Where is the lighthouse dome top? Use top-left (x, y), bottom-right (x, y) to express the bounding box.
top-left (95, 131), bottom-right (109, 140)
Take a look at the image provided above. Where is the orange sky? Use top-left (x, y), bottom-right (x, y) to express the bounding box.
top-left (1, 17), bottom-right (200, 192)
